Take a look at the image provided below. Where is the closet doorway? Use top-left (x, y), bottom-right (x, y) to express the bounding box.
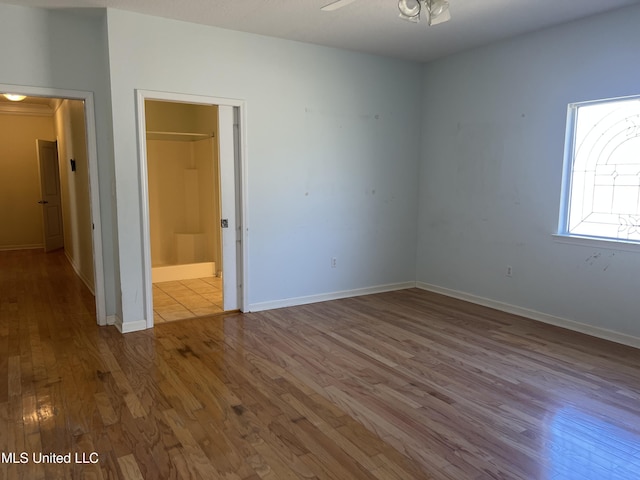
top-left (137, 92), bottom-right (245, 327)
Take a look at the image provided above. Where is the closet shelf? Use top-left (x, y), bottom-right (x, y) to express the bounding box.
top-left (146, 131), bottom-right (213, 142)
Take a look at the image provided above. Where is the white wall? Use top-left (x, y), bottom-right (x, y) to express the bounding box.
top-left (105, 9), bottom-right (423, 327)
top-left (146, 101), bottom-right (218, 268)
top-left (417, 5), bottom-right (640, 338)
top-left (147, 139), bottom-right (194, 266)
top-left (194, 137), bottom-right (220, 267)
top-left (0, 4), bottom-right (117, 317)
top-left (54, 99), bottom-right (95, 291)
top-left (7, 3), bottom-right (636, 340)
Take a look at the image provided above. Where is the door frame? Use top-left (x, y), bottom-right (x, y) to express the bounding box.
top-left (135, 90), bottom-right (249, 328)
top-left (0, 83), bottom-right (107, 325)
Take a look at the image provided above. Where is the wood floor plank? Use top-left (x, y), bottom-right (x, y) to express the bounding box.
top-left (117, 453), bottom-right (145, 480)
top-left (2, 249), bottom-right (640, 479)
top-left (162, 408), bottom-right (222, 480)
top-left (7, 356), bottom-right (20, 398)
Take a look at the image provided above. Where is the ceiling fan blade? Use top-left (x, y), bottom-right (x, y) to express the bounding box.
top-left (321, 0), bottom-right (358, 12)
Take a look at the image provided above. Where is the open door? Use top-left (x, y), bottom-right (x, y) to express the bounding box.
top-left (36, 139), bottom-right (64, 252)
top-left (218, 105), bottom-right (240, 311)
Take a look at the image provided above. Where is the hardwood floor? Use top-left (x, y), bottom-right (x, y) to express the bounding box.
top-left (2, 249), bottom-right (640, 479)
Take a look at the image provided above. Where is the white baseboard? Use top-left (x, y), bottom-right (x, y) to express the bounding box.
top-left (64, 251), bottom-right (95, 295)
top-left (0, 244), bottom-right (43, 251)
top-left (416, 282), bottom-right (640, 350)
top-left (248, 282), bottom-right (417, 312)
top-left (113, 316), bottom-right (147, 334)
top-left (106, 315), bottom-right (118, 326)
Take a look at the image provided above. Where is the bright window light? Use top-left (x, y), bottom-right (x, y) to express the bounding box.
top-left (560, 95), bottom-right (640, 243)
top-left (549, 407), bottom-right (640, 479)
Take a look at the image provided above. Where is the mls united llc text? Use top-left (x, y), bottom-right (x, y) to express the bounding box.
top-left (1, 452), bottom-right (99, 464)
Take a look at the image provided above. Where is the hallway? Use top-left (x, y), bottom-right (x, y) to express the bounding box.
top-left (0, 249), bottom-right (96, 332)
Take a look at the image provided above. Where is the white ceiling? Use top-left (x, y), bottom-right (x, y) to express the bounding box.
top-left (2, 0), bottom-right (639, 62)
top-left (0, 95), bottom-right (57, 115)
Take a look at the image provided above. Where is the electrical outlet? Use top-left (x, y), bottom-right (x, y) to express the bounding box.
top-left (331, 257), bottom-right (337, 268)
top-left (506, 265), bottom-right (513, 277)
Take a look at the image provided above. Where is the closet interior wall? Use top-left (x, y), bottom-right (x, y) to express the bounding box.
top-left (145, 100), bottom-right (221, 283)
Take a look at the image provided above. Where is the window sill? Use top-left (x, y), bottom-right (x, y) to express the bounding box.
top-left (552, 234), bottom-right (640, 253)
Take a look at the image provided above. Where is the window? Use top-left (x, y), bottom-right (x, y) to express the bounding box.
top-left (560, 95), bottom-right (640, 243)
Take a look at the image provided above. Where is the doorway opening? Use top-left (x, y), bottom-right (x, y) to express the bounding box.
top-left (146, 100), bottom-right (223, 322)
top-left (37, 139), bottom-right (65, 253)
top-left (0, 85), bottom-right (106, 324)
top-left (137, 91), bottom-right (246, 328)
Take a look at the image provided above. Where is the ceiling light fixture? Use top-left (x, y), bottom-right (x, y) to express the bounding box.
top-left (321, 0), bottom-right (358, 12)
top-left (398, 0), bottom-right (451, 26)
top-left (3, 94), bottom-right (27, 102)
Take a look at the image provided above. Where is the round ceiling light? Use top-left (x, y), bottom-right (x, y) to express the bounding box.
top-left (3, 94), bottom-right (27, 102)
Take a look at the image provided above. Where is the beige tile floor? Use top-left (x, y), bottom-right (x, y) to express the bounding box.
top-left (153, 276), bottom-right (223, 324)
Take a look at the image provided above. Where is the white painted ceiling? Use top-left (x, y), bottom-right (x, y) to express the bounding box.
top-left (0, 95), bottom-right (53, 106)
top-left (0, 95), bottom-right (57, 115)
top-left (2, 0), bottom-right (639, 62)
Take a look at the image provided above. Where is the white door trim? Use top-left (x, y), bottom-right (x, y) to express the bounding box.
top-left (0, 83), bottom-right (107, 325)
top-left (135, 89), bottom-right (249, 329)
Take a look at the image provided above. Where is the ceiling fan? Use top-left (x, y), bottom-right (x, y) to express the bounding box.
top-left (321, 0), bottom-right (451, 26)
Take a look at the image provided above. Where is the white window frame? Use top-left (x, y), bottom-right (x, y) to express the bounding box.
top-left (557, 94), bottom-right (640, 251)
